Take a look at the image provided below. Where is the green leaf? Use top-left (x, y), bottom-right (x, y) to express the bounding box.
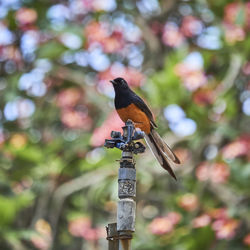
top-left (38, 41), bottom-right (66, 59)
top-left (0, 192), bottom-right (34, 227)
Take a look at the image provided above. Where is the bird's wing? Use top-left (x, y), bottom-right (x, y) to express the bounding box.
top-left (131, 92), bottom-right (157, 128)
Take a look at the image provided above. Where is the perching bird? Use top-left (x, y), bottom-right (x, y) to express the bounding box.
top-left (110, 77), bottom-right (180, 180)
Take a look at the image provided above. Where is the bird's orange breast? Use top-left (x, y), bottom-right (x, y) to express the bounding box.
top-left (116, 103), bottom-right (151, 134)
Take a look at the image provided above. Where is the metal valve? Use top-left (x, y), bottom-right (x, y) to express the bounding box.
top-left (104, 120), bottom-right (146, 154)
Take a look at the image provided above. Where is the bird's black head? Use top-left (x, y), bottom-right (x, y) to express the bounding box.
top-left (110, 77), bottom-right (129, 91)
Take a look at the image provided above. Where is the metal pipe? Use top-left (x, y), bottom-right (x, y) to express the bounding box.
top-left (106, 223), bottom-right (119, 250)
top-left (119, 239), bottom-right (131, 250)
top-left (117, 151), bottom-right (136, 250)
top-left (105, 120), bottom-right (145, 250)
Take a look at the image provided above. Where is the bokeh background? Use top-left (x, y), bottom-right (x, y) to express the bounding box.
top-left (0, 0), bottom-right (250, 249)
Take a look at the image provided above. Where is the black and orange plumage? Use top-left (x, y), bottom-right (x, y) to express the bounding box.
top-left (110, 77), bottom-right (180, 180)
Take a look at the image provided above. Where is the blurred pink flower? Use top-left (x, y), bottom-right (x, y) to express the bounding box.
top-left (242, 62), bottom-right (250, 76)
top-left (85, 21), bottom-right (124, 53)
top-left (183, 71), bottom-right (207, 91)
top-left (224, 3), bottom-right (248, 28)
top-left (243, 233), bottom-right (250, 246)
top-left (12, 182), bottom-right (24, 194)
top-left (31, 235), bottom-right (50, 250)
top-left (196, 162), bottom-right (230, 184)
top-left (208, 207), bottom-right (239, 240)
top-left (69, 217), bottom-right (91, 237)
top-left (193, 88), bottom-right (215, 106)
top-left (162, 22), bottom-right (185, 48)
top-left (56, 88), bottom-right (83, 108)
top-left (82, 0), bottom-right (93, 12)
top-left (208, 208), bottom-right (228, 220)
top-left (224, 3), bottom-right (241, 24)
top-left (247, 3), bottom-right (250, 30)
top-left (90, 111), bottom-right (123, 147)
top-left (83, 228), bottom-right (105, 241)
top-left (212, 218), bottom-right (239, 240)
top-left (223, 2), bottom-right (250, 43)
top-left (192, 214), bottom-right (211, 228)
top-left (61, 109), bottom-right (92, 130)
top-left (35, 219), bottom-right (52, 237)
top-left (174, 63), bottom-right (207, 91)
top-left (148, 216), bottom-right (174, 235)
top-left (173, 148), bottom-right (191, 163)
top-left (31, 219), bottom-right (52, 250)
top-left (15, 8), bottom-right (37, 27)
top-left (167, 212), bottom-right (182, 225)
top-left (221, 135), bottom-right (250, 160)
top-left (0, 46), bottom-right (22, 63)
top-left (210, 163), bottom-right (230, 183)
top-left (148, 211), bottom-right (181, 236)
top-left (102, 31), bottom-right (124, 54)
top-left (178, 193), bottom-right (199, 212)
top-left (85, 21), bottom-right (107, 43)
top-left (195, 162), bottom-right (210, 182)
top-left (224, 24), bottom-right (245, 44)
top-left (150, 21), bottom-right (164, 35)
top-left (12, 177), bottom-right (33, 194)
top-left (68, 217), bottom-right (105, 241)
top-left (149, 217), bottom-right (174, 235)
top-left (181, 16), bottom-right (203, 37)
top-left (193, 208), bottom-right (239, 239)
top-left (0, 134), bottom-right (4, 148)
top-left (82, 0), bottom-right (117, 13)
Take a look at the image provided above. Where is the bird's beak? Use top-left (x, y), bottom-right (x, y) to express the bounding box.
top-left (110, 80), bottom-right (116, 85)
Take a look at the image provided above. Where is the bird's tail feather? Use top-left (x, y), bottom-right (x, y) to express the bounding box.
top-left (145, 130), bottom-right (180, 180)
top-left (150, 129), bottom-right (180, 164)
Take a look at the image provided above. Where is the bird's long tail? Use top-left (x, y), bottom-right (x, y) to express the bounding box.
top-left (145, 129), bottom-right (180, 180)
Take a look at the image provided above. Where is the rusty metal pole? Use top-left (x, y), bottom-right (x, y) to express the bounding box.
top-left (104, 120), bottom-right (145, 250)
top-left (106, 223), bottom-right (119, 250)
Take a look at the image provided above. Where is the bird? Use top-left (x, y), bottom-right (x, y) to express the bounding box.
top-left (110, 77), bottom-right (180, 180)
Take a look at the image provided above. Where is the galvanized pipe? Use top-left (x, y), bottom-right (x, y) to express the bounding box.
top-left (105, 120), bottom-right (145, 250)
top-left (117, 151), bottom-right (136, 250)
